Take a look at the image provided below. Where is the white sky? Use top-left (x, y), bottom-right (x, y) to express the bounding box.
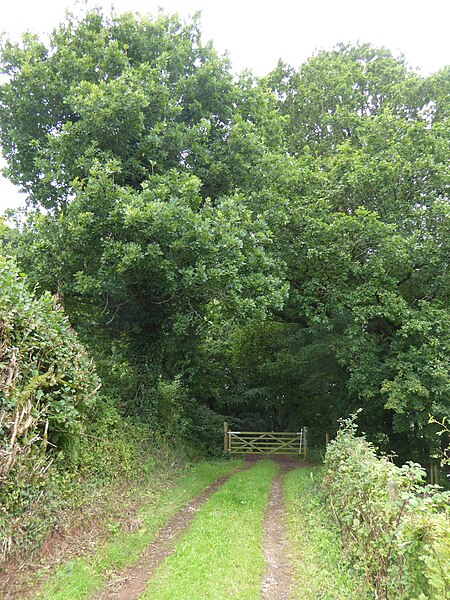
top-left (1, 0), bottom-right (450, 213)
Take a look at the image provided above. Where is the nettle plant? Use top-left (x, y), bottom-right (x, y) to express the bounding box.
top-left (323, 415), bottom-right (450, 599)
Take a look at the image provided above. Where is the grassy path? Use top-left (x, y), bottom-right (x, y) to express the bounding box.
top-left (140, 459), bottom-right (278, 600)
top-left (29, 459), bottom-right (369, 600)
top-left (34, 461), bottom-right (241, 600)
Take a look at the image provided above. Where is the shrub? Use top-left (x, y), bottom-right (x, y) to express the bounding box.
top-left (156, 377), bottom-right (225, 455)
top-left (0, 257), bottom-right (209, 560)
top-left (0, 256), bottom-right (100, 557)
top-left (0, 256), bottom-right (101, 465)
top-left (323, 416), bottom-right (450, 599)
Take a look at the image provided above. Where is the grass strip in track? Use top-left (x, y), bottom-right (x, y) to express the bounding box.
top-left (284, 467), bottom-right (370, 599)
top-left (141, 459), bottom-right (278, 600)
top-left (35, 460), bottom-right (241, 600)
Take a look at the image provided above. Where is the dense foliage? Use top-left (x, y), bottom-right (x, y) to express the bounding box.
top-left (0, 256), bottom-right (100, 556)
top-left (1, 9), bottom-right (449, 467)
top-left (0, 255), bottom-right (194, 559)
top-left (324, 419), bottom-right (450, 599)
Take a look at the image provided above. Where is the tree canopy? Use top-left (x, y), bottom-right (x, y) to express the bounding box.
top-left (1, 8), bottom-right (449, 462)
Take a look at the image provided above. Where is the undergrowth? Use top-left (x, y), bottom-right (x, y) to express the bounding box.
top-left (324, 416), bottom-right (450, 599)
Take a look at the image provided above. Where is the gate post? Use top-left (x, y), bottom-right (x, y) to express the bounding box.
top-left (303, 427), bottom-right (308, 459)
top-left (224, 421), bottom-right (229, 453)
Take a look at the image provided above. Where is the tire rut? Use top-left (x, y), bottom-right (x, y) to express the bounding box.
top-left (94, 462), bottom-right (250, 600)
top-left (261, 457), bottom-right (298, 600)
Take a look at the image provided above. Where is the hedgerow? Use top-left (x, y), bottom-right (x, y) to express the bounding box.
top-left (323, 417), bottom-right (450, 599)
top-left (0, 256), bottom-right (163, 559)
top-left (0, 256), bottom-right (102, 553)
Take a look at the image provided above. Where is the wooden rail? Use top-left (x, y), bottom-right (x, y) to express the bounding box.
top-left (224, 424), bottom-right (307, 457)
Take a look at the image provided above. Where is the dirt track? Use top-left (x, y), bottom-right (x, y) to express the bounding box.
top-left (3, 456), bottom-right (303, 600)
top-left (261, 457), bottom-right (298, 599)
top-left (94, 462), bottom-right (251, 600)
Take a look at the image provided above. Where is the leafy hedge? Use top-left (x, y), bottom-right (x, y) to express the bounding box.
top-left (323, 418), bottom-right (450, 599)
top-left (0, 256), bottom-right (104, 556)
top-left (0, 257), bottom-right (153, 557)
top-left (0, 256), bottom-right (218, 561)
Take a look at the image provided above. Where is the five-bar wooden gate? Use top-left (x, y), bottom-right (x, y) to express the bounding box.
top-left (223, 423), bottom-right (307, 457)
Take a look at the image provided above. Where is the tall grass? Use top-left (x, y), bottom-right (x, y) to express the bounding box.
top-left (284, 467), bottom-right (370, 599)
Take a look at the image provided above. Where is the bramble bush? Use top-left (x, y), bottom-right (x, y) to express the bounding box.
top-left (323, 416), bottom-right (450, 599)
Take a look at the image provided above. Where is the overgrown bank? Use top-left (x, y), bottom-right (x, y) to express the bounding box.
top-left (0, 256), bottom-right (201, 568)
top-left (323, 420), bottom-right (450, 599)
top-left (285, 468), bottom-right (369, 599)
